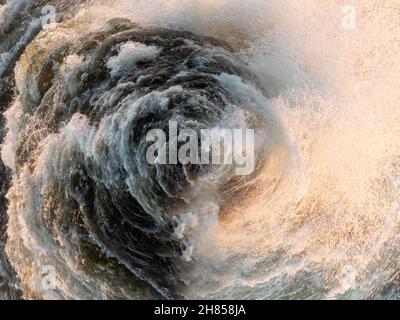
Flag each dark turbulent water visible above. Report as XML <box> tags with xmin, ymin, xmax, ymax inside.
<box><xmin>1</xmin><ymin>0</ymin><xmax>400</xmax><ymax>300</ymax></box>
<box><xmin>0</xmin><ymin>0</ymin><xmax>45</xmax><ymax>300</ymax></box>
<box><xmin>0</xmin><ymin>0</ymin><xmax>269</xmax><ymax>299</ymax></box>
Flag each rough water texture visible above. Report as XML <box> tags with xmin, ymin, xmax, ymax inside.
<box><xmin>0</xmin><ymin>0</ymin><xmax>94</xmax><ymax>300</ymax></box>
<box><xmin>1</xmin><ymin>0</ymin><xmax>400</xmax><ymax>300</ymax></box>
<box><xmin>0</xmin><ymin>0</ymin><xmax>270</xmax><ymax>299</ymax></box>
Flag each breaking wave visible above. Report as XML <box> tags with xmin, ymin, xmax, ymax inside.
<box><xmin>0</xmin><ymin>0</ymin><xmax>400</xmax><ymax>299</ymax></box>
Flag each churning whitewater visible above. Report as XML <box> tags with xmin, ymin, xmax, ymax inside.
<box><xmin>1</xmin><ymin>0</ymin><xmax>400</xmax><ymax>300</ymax></box>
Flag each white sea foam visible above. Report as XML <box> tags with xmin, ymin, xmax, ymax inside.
<box><xmin>106</xmin><ymin>41</ymin><xmax>161</xmax><ymax>77</ymax></box>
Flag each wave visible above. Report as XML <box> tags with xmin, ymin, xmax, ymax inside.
<box><xmin>0</xmin><ymin>0</ymin><xmax>400</xmax><ymax>300</ymax></box>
